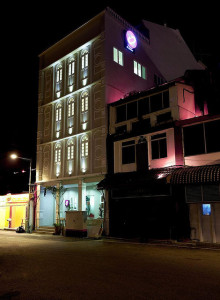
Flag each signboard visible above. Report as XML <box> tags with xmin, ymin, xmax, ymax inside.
<box><xmin>125</xmin><ymin>30</ymin><xmax>137</xmax><ymax>52</ymax></box>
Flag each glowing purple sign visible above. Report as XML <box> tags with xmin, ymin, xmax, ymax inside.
<box><xmin>125</xmin><ymin>30</ymin><xmax>137</xmax><ymax>52</ymax></box>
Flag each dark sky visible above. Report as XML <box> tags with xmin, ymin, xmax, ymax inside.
<box><xmin>1</xmin><ymin>1</ymin><xmax>219</xmax><ymax>194</ymax></box>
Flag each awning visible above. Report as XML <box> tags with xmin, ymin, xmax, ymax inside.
<box><xmin>97</xmin><ymin>168</ymin><xmax>174</xmax><ymax>191</ymax></box>
<box><xmin>170</xmin><ymin>165</ymin><xmax>220</xmax><ymax>184</ymax></box>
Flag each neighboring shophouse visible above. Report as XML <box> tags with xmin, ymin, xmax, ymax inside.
<box><xmin>35</xmin><ymin>7</ymin><xmax>204</xmax><ymax>232</ymax></box>
<box><xmin>0</xmin><ymin>193</ymin><xmax>29</xmax><ymax>230</ymax></box>
<box><xmin>98</xmin><ymin>77</ymin><xmax>220</xmax><ymax>242</ymax></box>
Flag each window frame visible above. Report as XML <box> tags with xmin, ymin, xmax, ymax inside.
<box><xmin>81</xmin><ymin>92</ymin><xmax>89</xmax><ymax>113</ymax></box>
<box><xmin>81</xmin><ymin>135</ymin><xmax>89</xmax><ymax>157</ymax></box>
<box><xmin>67</xmin><ymin>140</ymin><xmax>74</xmax><ymax>161</ymax></box>
<box><xmin>113</xmin><ymin>47</ymin><xmax>123</xmax><ymax>66</ymax></box>
<box><xmin>81</xmin><ymin>50</ymin><xmax>89</xmax><ymax>69</ymax></box>
<box><xmin>56</xmin><ymin>65</ymin><xmax>63</xmax><ymax>83</ymax></box>
<box><xmin>151</xmin><ymin>133</ymin><xmax>167</xmax><ymax>160</ymax></box>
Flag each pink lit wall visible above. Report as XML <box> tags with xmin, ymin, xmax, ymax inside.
<box><xmin>104</xmin><ymin>11</ymin><xmax>165</xmax><ymax>104</ymax></box>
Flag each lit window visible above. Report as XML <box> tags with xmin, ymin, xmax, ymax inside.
<box><xmin>81</xmin><ymin>92</ymin><xmax>89</xmax><ymax>112</ymax></box>
<box><xmin>68</xmin><ymin>98</ymin><xmax>74</xmax><ymax>117</ymax></box>
<box><xmin>56</xmin><ymin>103</ymin><xmax>62</xmax><ymax>121</ymax></box>
<box><xmin>81</xmin><ymin>135</ymin><xmax>88</xmax><ymax>157</ymax></box>
<box><xmin>55</xmin><ymin>104</ymin><xmax>62</xmax><ymax>138</ymax></box>
<box><xmin>81</xmin><ymin>50</ymin><xmax>88</xmax><ymax>69</ymax></box>
<box><xmin>68</xmin><ymin>59</ymin><xmax>75</xmax><ymax>76</ymax></box>
<box><xmin>56</xmin><ymin>65</ymin><xmax>63</xmax><ymax>83</ymax></box>
<box><xmin>134</xmin><ymin>61</ymin><xmax>146</xmax><ymax>79</ymax></box>
<box><xmin>55</xmin><ymin>143</ymin><xmax>61</xmax><ymax>163</ymax></box>
<box><xmin>113</xmin><ymin>47</ymin><xmax>123</xmax><ymax>66</ymax></box>
<box><xmin>67</xmin><ymin>140</ymin><xmax>74</xmax><ymax>160</ymax></box>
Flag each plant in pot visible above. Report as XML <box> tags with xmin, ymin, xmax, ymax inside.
<box><xmin>53</xmin><ymin>223</ymin><xmax>62</xmax><ymax>235</ymax></box>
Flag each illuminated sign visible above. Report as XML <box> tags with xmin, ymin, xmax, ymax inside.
<box><xmin>125</xmin><ymin>30</ymin><xmax>137</xmax><ymax>52</ymax></box>
<box><xmin>202</xmin><ymin>204</ymin><xmax>211</xmax><ymax>215</ymax></box>
<box><xmin>65</xmin><ymin>200</ymin><xmax>70</xmax><ymax>207</ymax></box>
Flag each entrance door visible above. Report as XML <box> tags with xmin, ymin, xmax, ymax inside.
<box><xmin>110</xmin><ymin>197</ymin><xmax>172</xmax><ymax>239</ymax></box>
<box><xmin>39</xmin><ymin>189</ymin><xmax>55</xmax><ymax>226</ymax></box>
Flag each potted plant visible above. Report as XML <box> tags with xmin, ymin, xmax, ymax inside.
<box><xmin>53</xmin><ymin>223</ymin><xmax>62</xmax><ymax>235</ymax></box>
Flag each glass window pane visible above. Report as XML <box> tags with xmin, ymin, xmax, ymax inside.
<box><xmin>113</xmin><ymin>47</ymin><xmax>118</xmax><ymax>62</ymax></box>
<box><xmin>138</xmin><ymin>98</ymin><xmax>150</xmax><ymax>116</ymax></box>
<box><xmin>122</xmin><ymin>145</ymin><xmax>135</xmax><ymax>164</ymax></box>
<box><xmin>205</xmin><ymin>120</ymin><xmax>220</xmax><ymax>153</ymax></box>
<box><xmin>142</xmin><ymin>66</ymin><xmax>146</xmax><ymax>79</ymax></box>
<box><xmin>150</xmin><ymin>93</ymin><xmax>162</xmax><ymax>112</ymax></box>
<box><xmin>116</xmin><ymin>105</ymin><xmax>126</xmax><ymax>123</ymax></box>
<box><xmin>183</xmin><ymin>124</ymin><xmax>205</xmax><ymax>156</ymax></box>
<box><xmin>151</xmin><ymin>140</ymin><xmax>159</xmax><ymax>159</ymax></box>
<box><xmin>163</xmin><ymin>91</ymin><xmax>169</xmax><ymax>108</ymax></box>
<box><xmin>159</xmin><ymin>138</ymin><xmax>167</xmax><ymax>158</ymax></box>
<box><xmin>119</xmin><ymin>51</ymin><xmax>123</xmax><ymax>66</ymax></box>
<box><xmin>127</xmin><ymin>101</ymin><xmax>137</xmax><ymax>119</ymax></box>
<box><xmin>134</xmin><ymin>61</ymin><xmax>137</xmax><ymax>74</ymax></box>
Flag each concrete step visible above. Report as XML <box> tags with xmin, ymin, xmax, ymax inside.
<box><xmin>34</xmin><ymin>226</ymin><xmax>54</xmax><ymax>234</ymax></box>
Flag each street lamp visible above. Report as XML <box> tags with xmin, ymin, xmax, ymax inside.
<box><xmin>10</xmin><ymin>153</ymin><xmax>32</xmax><ymax>232</ymax></box>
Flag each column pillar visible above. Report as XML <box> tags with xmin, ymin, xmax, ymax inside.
<box><xmin>78</xmin><ymin>179</ymin><xmax>86</xmax><ymax>211</ymax></box>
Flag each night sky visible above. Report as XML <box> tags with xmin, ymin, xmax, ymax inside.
<box><xmin>1</xmin><ymin>1</ymin><xmax>219</xmax><ymax>194</ymax></box>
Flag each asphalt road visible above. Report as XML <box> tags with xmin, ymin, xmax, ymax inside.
<box><xmin>0</xmin><ymin>231</ymin><xmax>220</xmax><ymax>300</ymax></box>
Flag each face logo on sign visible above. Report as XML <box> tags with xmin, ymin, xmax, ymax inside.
<box><xmin>125</xmin><ymin>30</ymin><xmax>137</xmax><ymax>52</ymax></box>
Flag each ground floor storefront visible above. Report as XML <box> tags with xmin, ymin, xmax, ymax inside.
<box><xmin>35</xmin><ymin>176</ymin><xmax>105</xmax><ymax>236</ymax></box>
<box><xmin>98</xmin><ymin>165</ymin><xmax>220</xmax><ymax>242</ymax></box>
<box><xmin>0</xmin><ymin>193</ymin><xmax>29</xmax><ymax>230</ymax></box>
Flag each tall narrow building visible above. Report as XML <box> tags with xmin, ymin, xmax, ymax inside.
<box><xmin>35</xmin><ymin>7</ymin><xmax>203</xmax><ymax>232</ymax></box>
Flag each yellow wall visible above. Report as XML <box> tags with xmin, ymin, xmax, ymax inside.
<box><xmin>11</xmin><ymin>206</ymin><xmax>26</xmax><ymax>228</ymax></box>
<box><xmin>0</xmin><ymin>193</ymin><xmax>28</xmax><ymax>229</ymax></box>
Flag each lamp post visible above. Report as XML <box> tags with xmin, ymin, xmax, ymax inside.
<box><xmin>10</xmin><ymin>154</ymin><xmax>32</xmax><ymax>233</ymax></box>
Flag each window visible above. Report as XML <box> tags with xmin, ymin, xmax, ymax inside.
<box><xmin>116</xmin><ymin>105</ymin><xmax>126</xmax><ymax>123</ymax></box>
<box><xmin>113</xmin><ymin>47</ymin><xmax>123</xmax><ymax>66</ymax></box>
<box><xmin>56</xmin><ymin>103</ymin><xmax>62</xmax><ymax>121</ymax></box>
<box><xmin>81</xmin><ymin>50</ymin><xmax>88</xmax><ymax>69</ymax></box>
<box><xmin>55</xmin><ymin>103</ymin><xmax>62</xmax><ymax>138</ymax></box>
<box><xmin>150</xmin><ymin>91</ymin><xmax>169</xmax><ymax>112</ymax></box>
<box><xmin>186</xmin><ymin>184</ymin><xmax>220</xmax><ymax>203</ymax></box>
<box><xmin>68</xmin><ymin>59</ymin><xmax>75</xmax><ymax>76</ymax></box>
<box><xmin>183</xmin><ymin>120</ymin><xmax>220</xmax><ymax>156</ymax></box>
<box><xmin>115</xmin><ymin>125</ymin><xmax>127</xmax><ymax>134</ymax></box>
<box><xmin>81</xmin><ymin>135</ymin><xmax>88</xmax><ymax>157</ymax></box>
<box><xmin>122</xmin><ymin>140</ymin><xmax>135</xmax><ymax>164</ymax></box>
<box><xmin>205</xmin><ymin>120</ymin><xmax>220</xmax><ymax>153</ymax></box>
<box><xmin>56</xmin><ymin>65</ymin><xmax>63</xmax><ymax>83</ymax></box>
<box><xmin>151</xmin><ymin>133</ymin><xmax>167</xmax><ymax>159</ymax></box>
<box><xmin>151</xmin><ymin>93</ymin><xmax>162</xmax><ymax>112</ymax></box>
<box><xmin>55</xmin><ymin>143</ymin><xmax>61</xmax><ymax>163</ymax></box>
<box><xmin>157</xmin><ymin>112</ymin><xmax>172</xmax><ymax>123</ymax></box>
<box><xmin>81</xmin><ymin>92</ymin><xmax>89</xmax><ymax>112</ymax></box>
<box><xmin>154</xmin><ymin>74</ymin><xmax>164</xmax><ymax>86</ymax></box>
<box><xmin>68</xmin><ymin>98</ymin><xmax>74</xmax><ymax>117</ymax></box>
<box><xmin>138</xmin><ymin>97</ymin><xmax>150</xmax><ymax>116</ymax></box>
<box><xmin>134</xmin><ymin>61</ymin><xmax>146</xmax><ymax>79</ymax></box>
<box><xmin>127</xmin><ymin>101</ymin><xmax>137</xmax><ymax>119</ymax></box>
<box><xmin>67</xmin><ymin>98</ymin><xmax>74</xmax><ymax>134</ymax></box>
<box><xmin>67</xmin><ymin>140</ymin><xmax>74</xmax><ymax>160</ymax></box>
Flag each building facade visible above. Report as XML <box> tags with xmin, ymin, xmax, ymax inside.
<box><xmin>35</xmin><ymin>7</ymin><xmax>204</xmax><ymax>233</ymax></box>
<box><xmin>100</xmin><ymin>77</ymin><xmax>220</xmax><ymax>242</ymax></box>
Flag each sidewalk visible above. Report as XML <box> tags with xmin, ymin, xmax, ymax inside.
<box><xmin>103</xmin><ymin>236</ymin><xmax>220</xmax><ymax>250</ymax></box>
<box><xmin>2</xmin><ymin>229</ymin><xmax>220</xmax><ymax>250</ymax></box>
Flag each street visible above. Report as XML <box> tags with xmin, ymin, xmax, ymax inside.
<box><xmin>0</xmin><ymin>231</ymin><xmax>220</xmax><ymax>300</ymax></box>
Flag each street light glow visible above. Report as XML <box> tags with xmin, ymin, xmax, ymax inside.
<box><xmin>10</xmin><ymin>154</ymin><xmax>18</xmax><ymax>159</ymax></box>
